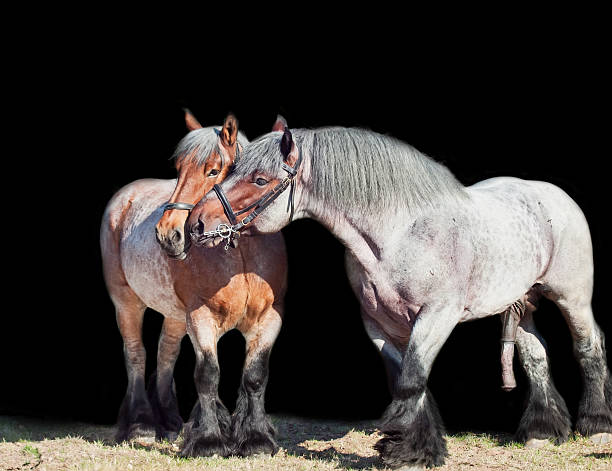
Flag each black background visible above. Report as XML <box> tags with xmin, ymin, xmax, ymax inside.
<box><xmin>2</xmin><ymin>21</ymin><xmax>609</xmax><ymax>437</ymax></box>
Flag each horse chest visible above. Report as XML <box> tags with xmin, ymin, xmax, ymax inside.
<box><xmin>203</xmin><ymin>278</ymin><xmax>251</xmax><ymax>329</ymax></box>
<box><xmin>176</xmin><ymin>246</ymin><xmax>278</xmax><ymax>334</ymax></box>
<box><xmin>345</xmin><ymin>252</ymin><xmax>420</xmax><ymax>338</ymax></box>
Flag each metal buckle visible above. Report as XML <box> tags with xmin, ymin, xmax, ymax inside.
<box><xmin>215</xmin><ymin>223</ymin><xmax>239</xmax><ymax>251</ymax></box>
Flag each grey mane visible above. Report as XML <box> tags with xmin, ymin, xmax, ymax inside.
<box><xmin>173</xmin><ymin>126</ymin><xmax>249</xmax><ymax>166</ymax></box>
<box><xmin>235</xmin><ymin>127</ymin><xmax>467</xmax><ymax>214</ymax></box>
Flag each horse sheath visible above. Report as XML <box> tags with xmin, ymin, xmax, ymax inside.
<box><xmin>500</xmin><ymin>298</ymin><xmax>526</xmax><ymax>391</ymax></box>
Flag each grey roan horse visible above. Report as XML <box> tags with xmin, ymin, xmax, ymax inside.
<box><xmin>187</xmin><ymin>120</ymin><xmax>612</xmax><ymax>469</ymax></box>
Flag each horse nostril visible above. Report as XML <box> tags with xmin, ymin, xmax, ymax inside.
<box><xmin>193</xmin><ymin>219</ymin><xmax>205</xmax><ymax>236</ymax></box>
<box><xmin>170</xmin><ymin>229</ymin><xmax>183</xmax><ymax>244</ymax></box>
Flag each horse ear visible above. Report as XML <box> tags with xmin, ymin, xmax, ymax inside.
<box><xmin>272</xmin><ymin>115</ymin><xmax>287</xmax><ymax>132</ymax></box>
<box><xmin>280</xmin><ymin>128</ymin><xmax>299</xmax><ymax>167</ymax></box>
<box><xmin>183</xmin><ymin>108</ymin><xmax>203</xmax><ymax>131</ymax></box>
<box><xmin>280</xmin><ymin>127</ymin><xmax>292</xmax><ymax>158</ymax></box>
<box><xmin>221</xmin><ymin>113</ymin><xmax>239</xmax><ymax>147</ymax></box>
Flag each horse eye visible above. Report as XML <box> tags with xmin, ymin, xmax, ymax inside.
<box><xmin>208</xmin><ymin>169</ymin><xmax>219</xmax><ymax>177</ymax></box>
<box><xmin>255</xmin><ymin>177</ymin><xmax>269</xmax><ymax>186</ymax></box>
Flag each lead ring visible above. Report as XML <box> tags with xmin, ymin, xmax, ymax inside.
<box><xmin>216</xmin><ymin>223</ymin><xmax>233</xmax><ymax>239</ymax></box>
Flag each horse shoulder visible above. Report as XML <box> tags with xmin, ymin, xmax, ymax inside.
<box><xmin>108</xmin><ymin>179</ymin><xmax>187</xmax><ymax>318</ymax></box>
<box><xmin>101</xmin><ymin>179</ymin><xmax>171</xmax><ymax>289</ymax></box>
<box><xmin>103</xmin><ymin>178</ymin><xmax>176</xmax><ymax>233</ymax></box>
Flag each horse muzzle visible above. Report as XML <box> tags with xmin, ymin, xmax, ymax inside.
<box><xmin>156</xmin><ymin>226</ymin><xmax>191</xmax><ymax>260</ymax></box>
<box><xmin>189</xmin><ymin>219</ymin><xmax>240</xmax><ymax>250</ymax></box>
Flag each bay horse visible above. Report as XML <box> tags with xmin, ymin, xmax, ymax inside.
<box><xmin>100</xmin><ymin>111</ymin><xmax>288</xmax><ymax>457</ymax></box>
<box><xmin>187</xmin><ymin>122</ymin><xmax>612</xmax><ymax>469</ymax></box>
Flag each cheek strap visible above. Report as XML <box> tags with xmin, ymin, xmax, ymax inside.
<box><xmin>213</xmin><ymin>183</ymin><xmax>238</xmax><ymax>225</ymax></box>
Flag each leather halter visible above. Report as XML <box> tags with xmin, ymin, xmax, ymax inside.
<box><xmin>162</xmin><ymin>142</ymin><xmax>240</xmax><ymax>214</ymax></box>
<box><xmin>195</xmin><ymin>146</ymin><xmax>303</xmax><ymax>250</ymax></box>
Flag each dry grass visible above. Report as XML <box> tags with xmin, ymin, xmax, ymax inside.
<box><xmin>0</xmin><ymin>415</ymin><xmax>610</xmax><ymax>470</ymax></box>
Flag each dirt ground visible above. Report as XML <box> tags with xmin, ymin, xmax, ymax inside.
<box><xmin>1</xmin><ymin>414</ymin><xmax>610</xmax><ymax>470</ymax></box>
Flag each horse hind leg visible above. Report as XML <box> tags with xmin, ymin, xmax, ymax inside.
<box><xmin>550</xmin><ymin>295</ymin><xmax>612</xmax><ymax>442</ymax></box>
<box><xmin>147</xmin><ymin>317</ymin><xmax>186</xmax><ymax>441</ymax></box>
<box><xmin>113</xmin><ymin>291</ymin><xmax>156</xmax><ymax>443</ymax></box>
<box><xmin>538</xmin><ymin>200</ymin><xmax>612</xmax><ymax>442</ymax></box>
<box><xmin>513</xmin><ymin>298</ymin><xmax>571</xmax><ymax>446</ymax></box>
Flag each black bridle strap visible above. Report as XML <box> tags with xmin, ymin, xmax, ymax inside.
<box><xmin>213</xmin><ymin>183</ymin><xmax>238</xmax><ymax>225</ymax></box>
<box><xmin>238</xmin><ymin>177</ymin><xmax>293</xmax><ymax>227</ymax></box>
<box><xmin>212</xmin><ymin>176</ymin><xmax>291</xmax><ymax>229</ymax></box>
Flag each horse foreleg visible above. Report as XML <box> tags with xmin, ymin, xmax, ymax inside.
<box><xmin>232</xmin><ymin>303</ymin><xmax>283</xmax><ymax>456</ymax></box>
<box><xmin>514</xmin><ymin>309</ymin><xmax>571</xmax><ymax>446</ymax></box>
<box><xmin>180</xmin><ymin>308</ymin><xmax>230</xmax><ymax>458</ymax></box>
<box><xmin>361</xmin><ymin>312</ymin><xmax>403</xmax><ymax>395</ymax></box>
<box><xmin>375</xmin><ymin>302</ymin><xmax>463</xmax><ymax>470</ymax></box>
<box><xmin>114</xmin><ymin>295</ymin><xmax>156</xmax><ymax>443</ymax></box>
<box><xmin>147</xmin><ymin>317</ymin><xmax>186</xmax><ymax>441</ymax></box>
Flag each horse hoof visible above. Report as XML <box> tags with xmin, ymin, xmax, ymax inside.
<box><xmin>163</xmin><ymin>431</ymin><xmax>180</xmax><ymax>442</ymax></box>
<box><xmin>589</xmin><ymin>432</ymin><xmax>612</xmax><ymax>445</ymax></box>
<box><xmin>131</xmin><ymin>435</ymin><xmax>156</xmax><ymax>446</ymax></box>
<box><xmin>525</xmin><ymin>438</ymin><xmax>549</xmax><ymax>448</ymax></box>
<box><xmin>116</xmin><ymin>423</ymin><xmax>156</xmax><ymax>444</ymax></box>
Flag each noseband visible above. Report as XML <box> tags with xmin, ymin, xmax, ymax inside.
<box><xmin>163</xmin><ymin>201</ymin><xmax>195</xmax><ymax>211</ymax></box>
<box><xmin>194</xmin><ymin>147</ymin><xmax>303</xmax><ymax>250</ymax></box>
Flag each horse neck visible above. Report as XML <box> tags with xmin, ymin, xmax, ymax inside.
<box><xmin>300</xmin><ymin>190</ymin><xmax>407</xmax><ymax>268</ymax></box>
<box><xmin>294</xmin><ymin>130</ymin><xmax>470</xmax><ymax>270</ymax></box>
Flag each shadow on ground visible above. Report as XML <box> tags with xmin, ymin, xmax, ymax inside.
<box><xmin>3</xmin><ymin>415</ymin><xmax>610</xmax><ymax>471</ymax></box>
<box><xmin>1</xmin><ymin>414</ymin><xmax>383</xmax><ymax>469</ymax></box>
<box><xmin>274</xmin><ymin>416</ymin><xmax>383</xmax><ymax>470</ymax></box>
<box><xmin>0</xmin><ymin>415</ymin><xmax>116</xmax><ymax>445</ymax></box>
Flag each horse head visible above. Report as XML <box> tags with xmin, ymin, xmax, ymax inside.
<box><xmin>187</xmin><ymin>116</ymin><xmax>302</xmax><ymax>249</ymax></box>
<box><xmin>155</xmin><ymin>110</ymin><xmax>242</xmax><ymax>259</ymax></box>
